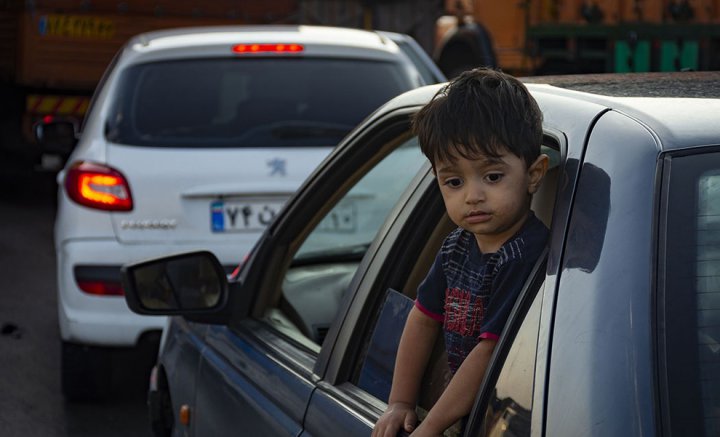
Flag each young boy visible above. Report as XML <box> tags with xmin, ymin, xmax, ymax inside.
<box><xmin>373</xmin><ymin>68</ymin><xmax>549</xmax><ymax>437</ymax></box>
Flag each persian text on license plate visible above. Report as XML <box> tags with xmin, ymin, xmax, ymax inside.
<box><xmin>211</xmin><ymin>199</ymin><xmax>285</xmax><ymax>232</ymax></box>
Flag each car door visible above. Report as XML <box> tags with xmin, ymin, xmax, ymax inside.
<box><xmin>301</xmin><ymin>90</ymin><xmax>609</xmax><ymax>436</ymax></box>
<box><xmin>188</xmin><ymin>110</ymin><xmax>429</xmax><ymax>437</ymax></box>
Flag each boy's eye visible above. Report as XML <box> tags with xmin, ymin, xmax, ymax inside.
<box><xmin>445</xmin><ymin>178</ymin><xmax>463</xmax><ymax>188</ymax></box>
<box><xmin>485</xmin><ymin>173</ymin><xmax>503</xmax><ymax>183</ymax></box>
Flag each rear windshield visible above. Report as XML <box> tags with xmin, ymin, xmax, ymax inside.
<box><xmin>106</xmin><ymin>58</ymin><xmax>417</xmax><ymax>148</ymax></box>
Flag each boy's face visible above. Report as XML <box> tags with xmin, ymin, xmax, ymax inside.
<box><xmin>435</xmin><ymin>148</ymin><xmax>548</xmax><ymax>253</ymax></box>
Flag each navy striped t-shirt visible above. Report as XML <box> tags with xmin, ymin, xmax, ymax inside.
<box><xmin>415</xmin><ymin>212</ymin><xmax>548</xmax><ymax>373</ymax></box>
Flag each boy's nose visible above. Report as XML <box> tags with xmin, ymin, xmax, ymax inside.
<box><xmin>464</xmin><ymin>180</ymin><xmax>485</xmax><ymax>203</ymax></box>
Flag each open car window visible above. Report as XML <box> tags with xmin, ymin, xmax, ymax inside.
<box><xmin>336</xmin><ymin>133</ymin><xmax>562</xmax><ymax>433</ymax></box>
<box><xmin>262</xmin><ymin>134</ymin><xmax>427</xmax><ymax>352</ymax></box>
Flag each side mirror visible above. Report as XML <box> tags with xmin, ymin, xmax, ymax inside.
<box><xmin>122</xmin><ymin>251</ymin><xmax>231</xmax><ymax>323</ymax></box>
<box><xmin>34</xmin><ymin>119</ymin><xmax>79</xmax><ymax>155</ymax></box>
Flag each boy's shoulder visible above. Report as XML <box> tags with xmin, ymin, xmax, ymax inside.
<box><xmin>496</xmin><ymin>214</ymin><xmax>549</xmax><ymax>266</ymax></box>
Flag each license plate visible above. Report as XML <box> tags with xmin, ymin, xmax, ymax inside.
<box><xmin>211</xmin><ymin>199</ymin><xmax>285</xmax><ymax>232</ymax></box>
<box><xmin>317</xmin><ymin>203</ymin><xmax>357</xmax><ymax>232</ymax></box>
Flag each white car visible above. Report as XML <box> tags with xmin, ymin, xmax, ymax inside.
<box><xmin>51</xmin><ymin>25</ymin><xmax>444</xmax><ymax>400</ymax></box>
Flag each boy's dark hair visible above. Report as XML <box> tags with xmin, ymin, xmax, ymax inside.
<box><xmin>412</xmin><ymin>68</ymin><xmax>543</xmax><ymax>169</ymax></box>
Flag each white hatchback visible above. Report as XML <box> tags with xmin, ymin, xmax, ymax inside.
<box><xmin>53</xmin><ymin>25</ymin><xmax>442</xmax><ymax>400</ymax></box>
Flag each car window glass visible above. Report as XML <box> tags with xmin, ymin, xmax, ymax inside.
<box><xmin>106</xmin><ymin>58</ymin><xmax>415</xmax><ymax>148</ymax></box>
<box><xmin>296</xmin><ymin>140</ymin><xmax>424</xmax><ymax>258</ymax></box>
<box><xmin>663</xmin><ymin>151</ymin><xmax>720</xmax><ymax>436</ymax></box>
<box><xmin>356</xmin><ymin>289</ymin><xmax>415</xmax><ymax>401</ymax></box>
<box><xmin>477</xmin><ymin>281</ymin><xmax>543</xmax><ymax>437</ymax></box>
<box><xmin>264</xmin><ymin>135</ymin><xmax>427</xmax><ymax>350</ymax></box>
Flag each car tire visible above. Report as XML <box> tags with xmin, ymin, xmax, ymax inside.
<box><xmin>61</xmin><ymin>341</ymin><xmax>112</xmax><ymax>401</ymax></box>
<box><xmin>148</xmin><ymin>385</ymin><xmax>173</xmax><ymax>437</ymax></box>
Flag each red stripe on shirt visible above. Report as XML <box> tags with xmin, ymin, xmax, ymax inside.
<box><xmin>414</xmin><ymin>299</ymin><xmax>443</xmax><ymax>323</ymax></box>
<box><xmin>479</xmin><ymin>332</ymin><xmax>500</xmax><ymax>341</ymax></box>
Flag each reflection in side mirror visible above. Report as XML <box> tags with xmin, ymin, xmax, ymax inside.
<box><xmin>122</xmin><ymin>251</ymin><xmax>227</xmax><ymax>315</ymax></box>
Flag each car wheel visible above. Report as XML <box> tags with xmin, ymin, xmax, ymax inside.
<box><xmin>148</xmin><ymin>381</ymin><xmax>173</xmax><ymax>437</ymax></box>
<box><xmin>61</xmin><ymin>341</ymin><xmax>112</xmax><ymax>401</ymax></box>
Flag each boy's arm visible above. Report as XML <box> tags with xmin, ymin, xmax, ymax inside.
<box><xmin>411</xmin><ymin>338</ymin><xmax>497</xmax><ymax>437</ymax></box>
<box><xmin>373</xmin><ymin>305</ymin><xmax>441</xmax><ymax>437</ymax></box>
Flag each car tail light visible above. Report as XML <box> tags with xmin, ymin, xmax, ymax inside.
<box><xmin>65</xmin><ymin>161</ymin><xmax>133</xmax><ymax>211</ymax></box>
<box><xmin>231</xmin><ymin>43</ymin><xmax>304</xmax><ymax>54</ymax></box>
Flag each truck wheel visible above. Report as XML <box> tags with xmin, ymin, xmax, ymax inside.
<box><xmin>61</xmin><ymin>341</ymin><xmax>112</xmax><ymax>401</ymax></box>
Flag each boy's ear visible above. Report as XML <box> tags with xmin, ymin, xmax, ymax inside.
<box><xmin>527</xmin><ymin>154</ymin><xmax>549</xmax><ymax>194</ymax></box>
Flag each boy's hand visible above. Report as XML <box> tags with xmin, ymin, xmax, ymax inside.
<box><xmin>408</xmin><ymin>420</ymin><xmax>445</xmax><ymax>437</ymax></box>
<box><xmin>372</xmin><ymin>402</ymin><xmax>417</xmax><ymax>437</ymax></box>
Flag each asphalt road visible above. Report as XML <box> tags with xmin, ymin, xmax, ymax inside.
<box><xmin>0</xmin><ymin>166</ymin><xmax>153</xmax><ymax>437</ymax></box>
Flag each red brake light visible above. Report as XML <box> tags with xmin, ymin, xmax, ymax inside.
<box><xmin>231</xmin><ymin>43</ymin><xmax>304</xmax><ymax>54</ymax></box>
<box><xmin>65</xmin><ymin>161</ymin><xmax>133</xmax><ymax>211</ymax></box>
<box><xmin>77</xmin><ymin>280</ymin><xmax>124</xmax><ymax>296</ymax></box>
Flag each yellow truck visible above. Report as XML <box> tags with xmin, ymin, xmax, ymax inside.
<box><xmin>435</xmin><ymin>0</ymin><xmax>720</xmax><ymax>77</ymax></box>
<box><xmin>0</xmin><ymin>0</ymin><xmax>444</xmax><ymax>171</ymax></box>
<box><xmin>0</xmin><ymin>0</ymin><xmax>298</xmax><ymax>170</ymax></box>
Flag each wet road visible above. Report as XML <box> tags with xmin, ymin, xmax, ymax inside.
<box><xmin>0</xmin><ymin>167</ymin><xmax>152</xmax><ymax>437</ymax></box>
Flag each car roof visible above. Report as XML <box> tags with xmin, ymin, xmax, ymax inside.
<box><xmin>118</xmin><ymin>25</ymin><xmax>409</xmax><ymax>68</ymax></box>
<box><xmin>528</xmin><ymin>72</ymin><xmax>720</xmax><ymax>151</ymax></box>
<box><xmin>128</xmin><ymin>24</ymin><xmax>397</xmax><ymax>54</ymax></box>
<box><xmin>523</xmin><ymin>71</ymin><xmax>720</xmax><ymax>98</ymax></box>
<box><xmin>375</xmin><ymin>72</ymin><xmax>720</xmax><ymax>152</ymax></box>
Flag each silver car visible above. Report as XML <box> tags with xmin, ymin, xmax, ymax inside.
<box><xmin>124</xmin><ymin>72</ymin><xmax>720</xmax><ymax>436</ymax></box>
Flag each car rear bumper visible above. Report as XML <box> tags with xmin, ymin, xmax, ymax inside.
<box><xmin>56</xmin><ymin>238</ymin><xmax>248</xmax><ymax>346</ymax></box>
